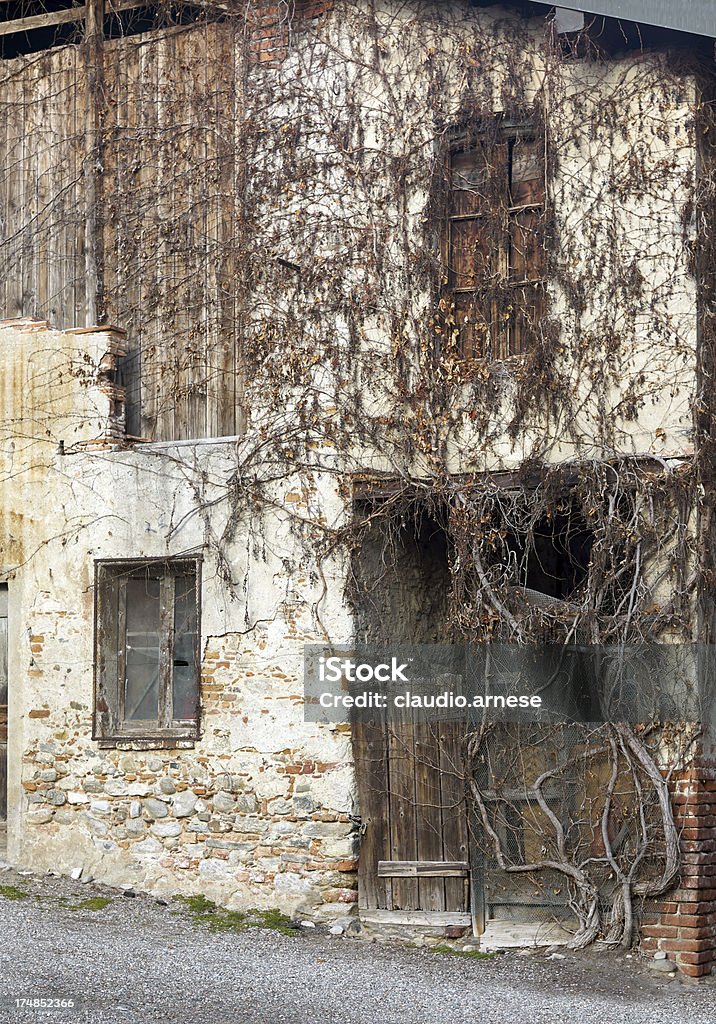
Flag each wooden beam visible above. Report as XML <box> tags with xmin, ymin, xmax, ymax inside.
<box><xmin>377</xmin><ymin>860</ymin><xmax>469</xmax><ymax>878</ymax></box>
<box><xmin>0</xmin><ymin>0</ymin><xmax>152</xmax><ymax>39</ymax></box>
<box><xmin>360</xmin><ymin>910</ymin><xmax>472</xmax><ymax>927</ymax></box>
<box><xmin>0</xmin><ymin>6</ymin><xmax>86</xmax><ymax>38</ymax></box>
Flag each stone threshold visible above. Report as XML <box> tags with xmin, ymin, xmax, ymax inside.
<box><xmin>357</xmin><ymin>910</ymin><xmax>573</xmax><ymax>951</ymax></box>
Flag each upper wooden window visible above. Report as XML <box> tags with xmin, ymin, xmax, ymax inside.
<box><xmin>445</xmin><ymin>124</ymin><xmax>546</xmax><ymax>360</ymax></box>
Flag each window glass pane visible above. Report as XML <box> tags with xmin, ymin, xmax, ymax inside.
<box><xmin>125</xmin><ymin>575</ymin><xmax>161</xmax><ymax>722</ymax></box>
<box><xmin>173</xmin><ymin>574</ymin><xmax>197</xmax><ymax>721</ymax></box>
<box><xmin>509</xmin><ymin>209</ymin><xmax>544</xmax><ymax>282</ymax></box>
<box><xmin>510</xmin><ymin>136</ymin><xmax>544</xmax><ymax>206</ymax></box>
<box><xmin>449</xmin><ymin>218</ymin><xmax>491</xmax><ymax>289</ymax></box>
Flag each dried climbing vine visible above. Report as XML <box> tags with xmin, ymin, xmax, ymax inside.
<box><xmin>2</xmin><ymin>0</ymin><xmax>716</xmax><ymax>947</ymax></box>
<box><xmin>228</xmin><ymin>1</ymin><xmax>716</xmax><ymax>949</ymax></box>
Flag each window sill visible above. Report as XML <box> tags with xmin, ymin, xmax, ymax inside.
<box><xmin>442</xmin><ymin>351</ymin><xmax>527</xmax><ymax>371</ymax></box>
<box><xmin>95</xmin><ymin>736</ymin><xmax>197</xmax><ymax>750</ymax></box>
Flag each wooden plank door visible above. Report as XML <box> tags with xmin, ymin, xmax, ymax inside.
<box><xmin>0</xmin><ymin>584</ymin><xmax>7</xmax><ymax>820</ymax></box>
<box><xmin>480</xmin><ymin>723</ymin><xmax>574</xmax><ymax>924</ymax></box>
<box><xmin>354</xmin><ymin>710</ymin><xmax>472</xmax><ymax>926</ymax></box>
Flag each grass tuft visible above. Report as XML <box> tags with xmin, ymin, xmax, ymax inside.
<box><xmin>174</xmin><ymin>896</ymin><xmax>298</xmax><ymax>937</ymax></box>
<box><xmin>431</xmin><ymin>944</ymin><xmax>496</xmax><ymax>959</ymax></box>
<box><xmin>66</xmin><ymin>897</ymin><xmax>112</xmax><ymax>912</ymax></box>
<box><xmin>175</xmin><ymin>894</ymin><xmax>217</xmax><ymax>916</ymax></box>
<box><xmin>0</xmin><ymin>885</ymin><xmax>29</xmax><ymax>901</ymax></box>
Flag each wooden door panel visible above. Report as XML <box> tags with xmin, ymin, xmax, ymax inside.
<box><xmin>353</xmin><ymin>716</ymin><xmax>390</xmax><ymax>911</ymax></box>
<box><xmin>354</xmin><ymin>710</ymin><xmax>470</xmax><ymax>917</ymax></box>
<box><xmin>439</xmin><ymin>719</ymin><xmax>470</xmax><ymax>911</ymax></box>
<box><xmin>414</xmin><ymin>717</ymin><xmax>448</xmax><ymax>912</ymax></box>
<box><xmin>387</xmin><ymin>711</ymin><xmax>419</xmax><ymax>910</ymax></box>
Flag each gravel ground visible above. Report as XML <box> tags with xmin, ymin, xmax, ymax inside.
<box><xmin>0</xmin><ymin>863</ymin><xmax>714</xmax><ymax>1024</ymax></box>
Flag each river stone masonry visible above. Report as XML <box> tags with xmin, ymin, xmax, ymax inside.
<box><xmin>21</xmin><ymin>739</ymin><xmax>358</xmax><ymax>922</ymax></box>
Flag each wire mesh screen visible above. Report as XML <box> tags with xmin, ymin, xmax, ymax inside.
<box><xmin>470</xmin><ymin>719</ymin><xmax>684</xmax><ymax>935</ymax></box>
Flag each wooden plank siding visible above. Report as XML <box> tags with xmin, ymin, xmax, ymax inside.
<box><xmin>0</xmin><ymin>21</ymin><xmax>242</xmax><ymax>441</ymax></box>
<box><xmin>0</xmin><ymin>46</ymin><xmax>88</xmax><ymax>326</ymax></box>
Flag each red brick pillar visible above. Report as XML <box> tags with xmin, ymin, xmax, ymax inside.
<box><xmin>245</xmin><ymin>1</ymin><xmax>335</xmax><ymax>66</ymax></box>
<box><xmin>641</xmin><ymin>763</ymin><xmax>716</xmax><ymax>977</ymax></box>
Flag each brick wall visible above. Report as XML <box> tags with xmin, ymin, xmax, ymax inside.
<box><xmin>641</xmin><ymin>761</ymin><xmax>716</xmax><ymax>977</ymax></box>
<box><xmin>246</xmin><ymin>0</ymin><xmax>335</xmax><ymax>66</ymax></box>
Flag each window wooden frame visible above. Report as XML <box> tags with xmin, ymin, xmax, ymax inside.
<box><xmin>444</xmin><ymin>120</ymin><xmax>546</xmax><ymax>361</ymax></box>
<box><xmin>93</xmin><ymin>557</ymin><xmax>201</xmax><ymax>748</ymax></box>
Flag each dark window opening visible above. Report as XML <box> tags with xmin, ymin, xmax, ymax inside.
<box><xmin>350</xmin><ymin>492</ymin><xmax>595</xmax><ymax>638</ymax></box>
<box><xmin>503</xmin><ymin>508</ymin><xmax>600</xmax><ymax>720</ymax></box>
<box><xmin>94</xmin><ymin>558</ymin><xmax>201</xmax><ymax>746</ymax></box>
<box><xmin>473</xmin><ymin>503</ymin><xmax>594</xmax><ymax>607</ymax></box>
<box><xmin>0</xmin><ymin>1</ymin><xmax>83</xmax><ymax>59</ymax></box>
<box><xmin>351</xmin><ymin>502</ymin><xmax>452</xmax><ymax>645</ymax></box>
<box><xmin>103</xmin><ymin>2</ymin><xmax>209</xmax><ymax>44</ymax></box>
<box><xmin>515</xmin><ymin>511</ymin><xmax>593</xmax><ymax>601</ymax></box>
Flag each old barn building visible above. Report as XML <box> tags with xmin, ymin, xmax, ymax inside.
<box><xmin>1</xmin><ymin>0</ymin><xmax>715</xmax><ymax>974</ymax></box>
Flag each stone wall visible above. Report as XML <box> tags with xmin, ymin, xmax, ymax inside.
<box><xmin>12</xmin><ymin>516</ymin><xmax>358</xmax><ymax>921</ymax></box>
<box><xmin>0</xmin><ymin>319</ymin><xmax>357</xmax><ymax>920</ymax></box>
<box><xmin>22</xmin><ymin>742</ymin><xmax>357</xmax><ymax>922</ymax></box>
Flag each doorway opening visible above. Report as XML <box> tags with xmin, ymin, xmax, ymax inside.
<box><xmin>350</xmin><ymin>501</ymin><xmax>471</xmax><ymax>931</ymax></box>
<box><xmin>348</xmin><ymin>491</ymin><xmax>591</xmax><ymax>943</ymax></box>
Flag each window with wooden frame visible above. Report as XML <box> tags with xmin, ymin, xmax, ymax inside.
<box><xmin>444</xmin><ymin>122</ymin><xmax>546</xmax><ymax>360</ymax></box>
<box><xmin>93</xmin><ymin>558</ymin><xmax>200</xmax><ymax>747</ymax></box>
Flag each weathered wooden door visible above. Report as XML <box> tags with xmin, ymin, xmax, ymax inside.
<box><xmin>353</xmin><ymin>710</ymin><xmax>472</xmax><ymax>929</ymax></box>
<box><xmin>0</xmin><ymin>584</ymin><xmax>7</xmax><ymax>820</ymax></box>
<box><xmin>478</xmin><ymin>723</ymin><xmax>576</xmax><ymax>927</ymax></box>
